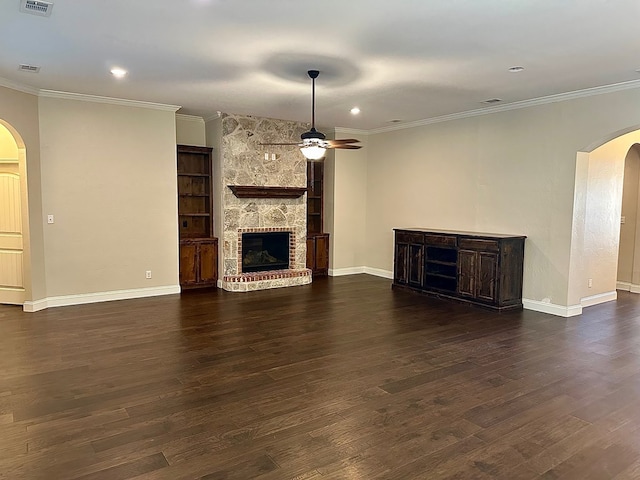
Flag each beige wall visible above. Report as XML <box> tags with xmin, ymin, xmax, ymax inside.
<box><xmin>38</xmin><ymin>96</ymin><xmax>179</xmax><ymax>296</ymax></box>
<box><xmin>0</xmin><ymin>85</ymin><xmax>46</xmax><ymax>301</ymax></box>
<box><xmin>176</xmin><ymin>114</ymin><xmax>206</xmax><ymax>146</ymax></box>
<box><xmin>329</xmin><ymin>133</ymin><xmax>369</xmax><ymax>272</ymax></box>
<box><xmin>362</xmin><ymin>87</ymin><xmax>640</xmax><ymax>310</ymax></box>
<box><xmin>617</xmin><ymin>145</ymin><xmax>640</xmax><ymax>284</ymax></box>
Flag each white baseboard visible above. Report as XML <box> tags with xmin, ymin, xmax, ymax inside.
<box><xmin>617</xmin><ymin>281</ymin><xmax>631</xmax><ymax>291</ymax></box>
<box><xmin>616</xmin><ymin>281</ymin><xmax>640</xmax><ymax>294</ymax></box>
<box><xmin>329</xmin><ymin>266</ymin><xmax>393</xmax><ymax>279</ymax></box>
<box><xmin>522</xmin><ymin>298</ymin><xmax>583</xmax><ymax>317</ymax></box>
<box><xmin>23</xmin><ymin>285</ymin><xmax>181</xmax><ymax>312</ymax></box>
<box><xmin>329</xmin><ymin>266</ymin><xmax>366</xmax><ymax>276</ymax></box>
<box><xmin>523</xmin><ymin>290</ymin><xmax>617</xmax><ymax>317</ymax></box>
<box><xmin>364</xmin><ymin>267</ymin><xmax>394</xmax><ymax>279</ymax></box>
<box><xmin>581</xmin><ymin>290</ymin><xmax>617</xmax><ymax>308</ymax></box>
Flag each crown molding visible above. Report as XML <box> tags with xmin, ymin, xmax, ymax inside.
<box><xmin>335</xmin><ymin>127</ymin><xmax>369</xmax><ymax>136</ymax></box>
<box><xmin>39</xmin><ymin>90</ymin><xmax>181</xmax><ymax>111</ymax></box>
<box><xmin>368</xmin><ymin>78</ymin><xmax>640</xmax><ymax>134</ymax></box>
<box><xmin>5</xmin><ymin>75</ymin><xmax>640</xmax><ymax>132</ymax></box>
<box><xmin>176</xmin><ymin>113</ymin><xmax>205</xmax><ymax>123</ymax></box>
<box><xmin>1</xmin><ymin>77</ymin><xmax>181</xmax><ymax>111</ymax></box>
<box><xmin>0</xmin><ymin>77</ymin><xmax>40</xmax><ymax>95</ymax></box>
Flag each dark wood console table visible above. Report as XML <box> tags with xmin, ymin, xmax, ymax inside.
<box><xmin>393</xmin><ymin>228</ymin><xmax>526</xmax><ymax>311</ymax></box>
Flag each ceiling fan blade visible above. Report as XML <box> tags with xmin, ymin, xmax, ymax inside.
<box><xmin>326</xmin><ymin>139</ymin><xmax>360</xmax><ymax>145</ymax></box>
<box><xmin>258</xmin><ymin>142</ymin><xmax>299</xmax><ymax>146</ymax></box>
<box><xmin>327</xmin><ymin>144</ymin><xmax>362</xmax><ymax>150</ymax></box>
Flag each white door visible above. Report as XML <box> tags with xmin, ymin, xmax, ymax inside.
<box><xmin>0</xmin><ymin>162</ymin><xmax>25</xmax><ymax>304</ymax></box>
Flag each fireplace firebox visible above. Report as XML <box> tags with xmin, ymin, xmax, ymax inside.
<box><xmin>241</xmin><ymin>232</ymin><xmax>290</xmax><ymax>273</ymax></box>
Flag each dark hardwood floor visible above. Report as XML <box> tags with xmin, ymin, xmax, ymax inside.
<box><xmin>2</xmin><ymin>275</ymin><xmax>640</xmax><ymax>479</ymax></box>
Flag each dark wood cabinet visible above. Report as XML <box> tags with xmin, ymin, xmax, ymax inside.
<box><xmin>458</xmin><ymin>249</ymin><xmax>498</xmax><ymax>302</ymax></box>
<box><xmin>395</xmin><ymin>231</ymin><xmax>426</xmax><ymax>288</ymax></box>
<box><xmin>179</xmin><ymin>238</ymin><xmax>218</xmax><ymax>288</ymax></box>
<box><xmin>306</xmin><ymin>160</ymin><xmax>329</xmax><ymax>276</ymax></box>
<box><xmin>307</xmin><ymin>233</ymin><xmax>329</xmax><ymax>276</ymax></box>
<box><xmin>393</xmin><ymin>242</ymin><xmax>409</xmax><ymax>286</ymax></box>
<box><xmin>177</xmin><ymin>145</ymin><xmax>218</xmax><ymax>289</ymax></box>
<box><xmin>307</xmin><ymin>161</ymin><xmax>323</xmax><ymax>235</ymax></box>
<box><xmin>393</xmin><ymin>229</ymin><xmax>525</xmax><ymax>311</ymax></box>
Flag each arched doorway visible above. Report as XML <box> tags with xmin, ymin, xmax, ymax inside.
<box><xmin>616</xmin><ymin>143</ymin><xmax>640</xmax><ymax>292</ymax></box>
<box><xmin>0</xmin><ymin>121</ymin><xmax>30</xmax><ymax>305</ymax></box>
<box><xmin>568</xmin><ymin>129</ymin><xmax>640</xmax><ymax>313</ymax></box>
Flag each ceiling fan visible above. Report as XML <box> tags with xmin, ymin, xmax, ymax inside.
<box><xmin>260</xmin><ymin>70</ymin><xmax>362</xmax><ymax>160</ymax></box>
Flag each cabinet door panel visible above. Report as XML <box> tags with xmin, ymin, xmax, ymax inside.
<box><xmin>199</xmin><ymin>241</ymin><xmax>218</xmax><ymax>284</ymax></box>
<box><xmin>457</xmin><ymin>249</ymin><xmax>476</xmax><ymax>297</ymax></box>
<box><xmin>306</xmin><ymin>238</ymin><xmax>315</xmax><ymax>270</ymax></box>
<box><xmin>394</xmin><ymin>243</ymin><xmax>409</xmax><ymax>285</ymax></box>
<box><xmin>315</xmin><ymin>235</ymin><xmax>329</xmax><ymax>273</ymax></box>
<box><xmin>477</xmin><ymin>252</ymin><xmax>498</xmax><ymax>302</ymax></box>
<box><xmin>408</xmin><ymin>243</ymin><xmax>424</xmax><ymax>287</ymax></box>
<box><xmin>179</xmin><ymin>243</ymin><xmax>198</xmax><ymax>285</ymax></box>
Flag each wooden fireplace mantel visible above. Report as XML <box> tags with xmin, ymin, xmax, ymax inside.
<box><xmin>228</xmin><ymin>185</ymin><xmax>307</xmax><ymax>199</ymax></box>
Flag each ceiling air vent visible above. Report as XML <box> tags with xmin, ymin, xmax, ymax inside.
<box><xmin>19</xmin><ymin>64</ymin><xmax>40</xmax><ymax>73</ymax></box>
<box><xmin>482</xmin><ymin>98</ymin><xmax>502</xmax><ymax>105</ymax></box>
<box><xmin>20</xmin><ymin>0</ymin><xmax>54</xmax><ymax>17</ymax></box>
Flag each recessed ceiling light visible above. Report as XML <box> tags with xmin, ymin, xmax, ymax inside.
<box><xmin>508</xmin><ymin>66</ymin><xmax>525</xmax><ymax>73</ymax></box>
<box><xmin>110</xmin><ymin>68</ymin><xmax>127</xmax><ymax>78</ymax></box>
<box><xmin>350</xmin><ymin>107</ymin><xmax>360</xmax><ymax>115</ymax></box>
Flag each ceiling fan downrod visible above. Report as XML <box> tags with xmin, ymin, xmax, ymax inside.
<box><xmin>308</xmin><ymin>69</ymin><xmax>319</xmax><ymax>131</ymax></box>
<box><xmin>302</xmin><ymin>70</ymin><xmax>325</xmax><ymax>141</ymax></box>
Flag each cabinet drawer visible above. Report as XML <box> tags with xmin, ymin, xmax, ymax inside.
<box><xmin>459</xmin><ymin>238</ymin><xmax>499</xmax><ymax>252</ymax></box>
<box><xmin>424</xmin><ymin>234</ymin><xmax>457</xmax><ymax>247</ymax></box>
<box><xmin>396</xmin><ymin>231</ymin><xmax>424</xmax><ymax>244</ymax></box>
<box><xmin>396</xmin><ymin>231</ymin><xmax>409</xmax><ymax>243</ymax></box>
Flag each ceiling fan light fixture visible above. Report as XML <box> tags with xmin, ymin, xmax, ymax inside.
<box><xmin>300</xmin><ymin>139</ymin><xmax>326</xmax><ymax>160</ymax></box>
<box><xmin>300</xmin><ymin>145</ymin><xmax>326</xmax><ymax>160</ymax></box>
<box><xmin>258</xmin><ymin>70</ymin><xmax>360</xmax><ymax>155</ymax></box>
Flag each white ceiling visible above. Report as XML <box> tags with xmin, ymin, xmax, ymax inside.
<box><xmin>1</xmin><ymin>0</ymin><xmax>639</xmax><ymax>131</ymax></box>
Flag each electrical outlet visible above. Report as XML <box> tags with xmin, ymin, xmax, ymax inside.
<box><xmin>145</xmin><ymin>270</ymin><xmax>152</xmax><ymax>279</ymax></box>
<box><xmin>588</xmin><ymin>278</ymin><xmax>593</xmax><ymax>288</ymax></box>
<box><xmin>621</xmin><ymin>216</ymin><xmax>626</xmax><ymax>224</ymax></box>
<box><xmin>47</xmin><ymin>214</ymin><xmax>54</xmax><ymax>224</ymax></box>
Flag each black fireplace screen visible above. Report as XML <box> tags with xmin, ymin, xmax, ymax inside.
<box><xmin>241</xmin><ymin>232</ymin><xmax>290</xmax><ymax>273</ymax></box>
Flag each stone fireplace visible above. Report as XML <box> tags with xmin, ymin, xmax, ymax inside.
<box><xmin>218</xmin><ymin>113</ymin><xmax>312</xmax><ymax>292</ymax></box>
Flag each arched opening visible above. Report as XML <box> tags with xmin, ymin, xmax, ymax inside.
<box><xmin>616</xmin><ymin>143</ymin><xmax>640</xmax><ymax>292</ymax></box>
<box><xmin>0</xmin><ymin>120</ymin><xmax>31</xmax><ymax>305</ymax></box>
<box><xmin>568</xmin><ymin>129</ymin><xmax>640</xmax><ymax>313</ymax></box>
